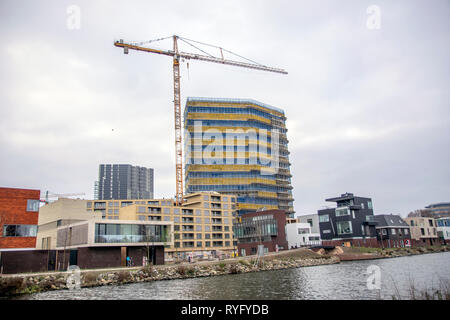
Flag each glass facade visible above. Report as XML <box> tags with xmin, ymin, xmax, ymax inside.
<box><xmin>94</xmin><ymin>223</ymin><xmax>170</xmax><ymax>244</ymax></box>
<box><xmin>184</xmin><ymin>98</ymin><xmax>294</xmax><ymax>216</ymax></box>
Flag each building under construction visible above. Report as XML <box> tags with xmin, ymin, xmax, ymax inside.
<box><xmin>184</xmin><ymin>97</ymin><xmax>294</xmax><ymax>217</ymax></box>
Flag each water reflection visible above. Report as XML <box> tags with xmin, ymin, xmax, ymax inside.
<box><xmin>12</xmin><ymin>251</ymin><xmax>450</xmax><ymax>300</ymax></box>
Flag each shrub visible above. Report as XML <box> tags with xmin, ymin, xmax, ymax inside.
<box><xmin>238</xmin><ymin>259</ymin><xmax>249</xmax><ymax>266</ymax></box>
<box><xmin>218</xmin><ymin>262</ymin><xmax>226</xmax><ymax>269</ymax></box>
<box><xmin>82</xmin><ymin>272</ymin><xmax>98</xmax><ymax>285</ymax></box>
<box><xmin>141</xmin><ymin>265</ymin><xmax>153</xmax><ymax>277</ymax></box>
<box><xmin>176</xmin><ymin>265</ymin><xmax>186</xmax><ymax>276</ymax></box>
<box><xmin>0</xmin><ymin>277</ymin><xmax>24</xmax><ymax>296</ymax></box>
<box><xmin>186</xmin><ymin>268</ymin><xmax>196</xmax><ymax>276</ymax></box>
<box><xmin>117</xmin><ymin>271</ymin><xmax>132</xmax><ymax>283</ymax></box>
<box><xmin>228</xmin><ymin>264</ymin><xmax>239</xmax><ymax>274</ymax></box>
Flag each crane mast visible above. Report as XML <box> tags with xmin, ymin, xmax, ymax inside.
<box><xmin>114</xmin><ymin>35</ymin><xmax>287</xmax><ymax>205</ymax></box>
<box><xmin>172</xmin><ymin>36</ymin><xmax>183</xmax><ymax>205</ymax></box>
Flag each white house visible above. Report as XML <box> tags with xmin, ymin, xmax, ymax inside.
<box><xmin>285</xmin><ymin>222</ymin><xmax>321</xmax><ymax>248</ymax></box>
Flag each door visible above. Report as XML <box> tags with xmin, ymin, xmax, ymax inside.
<box><xmin>69</xmin><ymin>249</ymin><xmax>78</xmax><ymax>266</ymax></box>
<box><xmin>48</xmin><ymin>250</ymin><xmax>56</xmax><ymax>271</ymax></box>
<box><xmin>121</xmin><ymin>247</ymin><xmax>127</xmax><ymax>266</ymax></box>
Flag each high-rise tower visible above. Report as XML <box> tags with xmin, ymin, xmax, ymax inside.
<box><xmin>184</xmin><ymin>97</ymin><xmax>294</xmax><ymax>217</ymax></box>
<box><xmin>97</xmin><ymin>164</ymin><xmax>154</xmax><ymax>200</ymax></box>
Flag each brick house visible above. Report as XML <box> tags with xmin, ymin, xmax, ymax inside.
<box><xmin>0</xmin><ymin>187</ymin><xmax>41</xmax><ymax>249</ymax></box>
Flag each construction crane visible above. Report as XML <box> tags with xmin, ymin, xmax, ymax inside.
<box><xmin>41</xmin><ymin>191</ymin><xmax>86</xmax><ymax>204</ymax></box>
<box><xmin>114</xmin><ymin>35</ymin><xmax>288</xmax><ymax>205</ymax></box>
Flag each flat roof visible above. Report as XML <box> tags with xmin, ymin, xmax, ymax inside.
<box><xmin>186</xmin><ymin>97</ymin><xmax>285</xmax><ymax>115</ymax></box>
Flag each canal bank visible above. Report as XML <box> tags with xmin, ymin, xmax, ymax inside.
<box><xmin>0</xmin><ymin>248</ymin><xmax>338</xmax><ymax>297</ymax></box>
<box><xmin>1</xmin><ymin>246</ymin><xmax>448</xmax><ymax>298</ymax></box>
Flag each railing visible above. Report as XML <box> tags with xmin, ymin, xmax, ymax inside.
<box><xmin>95</xmin><ymin>234</ymin><xmax>170</xmax><ymax>243</ymax></box>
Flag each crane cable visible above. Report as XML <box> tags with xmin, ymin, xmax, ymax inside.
<box><xmin>177</xmin><ymin>36</ymin><xmax>265</xmax><ymax>67</ymax></box>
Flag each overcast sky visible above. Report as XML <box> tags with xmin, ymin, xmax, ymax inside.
<box><xmin>1</xmin><ymin>0</ymin><xmax>449</xmax><ymax>217</ymax></box>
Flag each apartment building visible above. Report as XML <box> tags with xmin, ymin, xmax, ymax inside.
<box><xmin>86</xmin><ymin>192</ymin><xmax>238</xmax><ymax>260</ymax></box>
<box><xmin>233</xmin><ymin>209</ymin><xmax>288</xmax><ymax>256</ymax></box>
<box><xmin>96</xmin><ymin>164</ymin><xmax>154</xmax><ymax>200</ymax></box>
<box><xmin>404</xmin><ymin>216</ymin><xmax>439</xmax><ymax>246</ymax></box>
<box><xmin>183</xmin><ymin>97</ymin><xmax>294</xmax><ymax>217</ymax></box>
<box><xmin>36</xmin><ymin>198</ymin><xmax>102</xmax><ymax>250</ymax></box>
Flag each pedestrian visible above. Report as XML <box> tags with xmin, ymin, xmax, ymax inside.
<box><xmin>126</xmin><ymin>256</ymin><xmax>130</xmax><ymax>267</ymax></box>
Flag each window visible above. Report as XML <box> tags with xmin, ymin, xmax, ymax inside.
<box><xmin>336</xmin><ymin>221</ymin><xmax>352</xmax><ymax>235</ymax></box>
<box><xmin>361</xmin><ymin>203</ymin><xmax>365</xmax><ymax>209</ymax></box>
<box><xmin>138</xmin><ymin>206</ymin><xmax>146</xmax><ymax>213</ymax></box>
<box><xmin>319</xmin><ymin>214</ymin><xmax>329</xmax><ymax>223</ymax></box>
<box><xmin>3</xmin><ymin>224</ymin><xmax>37</xmax><ymax>237</ymax></box>
<box><xmin>404</xmin><ymin>229</ymin><xmax>409</xmax><ymax>235</ymax></box>
<box><xmin>410</xmin><ymin>220</ymin><xmax>414</xmax><ymax>226</ymax></box>
<box><xmin>26</xmin><ymin>200</ymin><xmax>40</xmax><ymax>212</ymax></box>
<box><xmin>164</xmin><ymin>207</ymin><xmax>171</xmax><ymax>214</ymax></box>
<box><xmin>368</xmin><ymin>201</ymin><xmax>373</xmax><ymax>210</ymax></box>
<box><xmin>391</xmin><ymin>228</ymin><xmax>396</xmax><ymax>235</ymax></box>
<box><xmin>429</xmin><ymin>220</ymin><xmax>433</xmax><ymax>227</ymax></box>
<box><xmin>298</xmin><ymin>228</ymin><xmax>309</xmax><ymax>234</ymax></box>
<box><xmin>307</xmin><ymin>219</ymin><xmax>313</xmax><ymax>227</ymax></box>
<box><xmin>382</xmin><ymin>229</ymin><xmax>387</xmax><ymax>235</ymax></box>
<box><xmin>335</xmin><ymin>207</ymin><xmax>350</xmax><ymax>217</ymax></box>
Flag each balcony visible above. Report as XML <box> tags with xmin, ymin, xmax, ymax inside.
<box><xmin>363</xmin><ymin>215</ymin><xmax>377</xmax><ymax>225</ymax></box>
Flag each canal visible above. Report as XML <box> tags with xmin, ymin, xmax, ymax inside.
<box><xmin>13</xmin><ymin>251</ymin><xmax>450</xmax><ymax>300</ymax></box>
